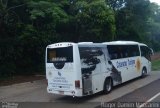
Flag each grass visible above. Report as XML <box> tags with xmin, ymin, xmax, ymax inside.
<box><xmin>152</xmin><ymin>59</ymin><xmax>160</xmax><ymax>71</ymax></box>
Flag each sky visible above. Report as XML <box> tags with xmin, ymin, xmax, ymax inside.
<box><xmin>150</xmin><ymin>0</ymin><xmax>160</xmax><ymax>5</ymax></box>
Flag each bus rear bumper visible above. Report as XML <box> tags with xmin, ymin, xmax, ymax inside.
<box><xmin>47</xmin><ymin>87</ymin><xmax>83</xmax><ymax>97</ymax></box>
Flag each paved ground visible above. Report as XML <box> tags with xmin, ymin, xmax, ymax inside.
<box><xmin>151</xmin><ymin>52</ymin><xmax>160</xmax><ymax>61</ymax></box>
<box><xmin>112</xmin><ymin>79</ymin><xmax>160</xmax><ymax>102</ymax></box>
<box><xmin>151</xmin><ymin>95</ymin><xmax>160</xmax><ymax>102</ymax></box>
<box><xmin>95</xmin><ymin>79</ymin><xmax>160</xmax><ymax>108</ymax></box>
<box><xmin>0</xmin><ymin>71</ymin><xmax>160</xmax><ymax>108</ymax></box>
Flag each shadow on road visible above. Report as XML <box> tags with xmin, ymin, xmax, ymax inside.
<box><xmin>49</xmin><ymin>92</ymin><xmax>104</xmax><ymax>103</ymax></box>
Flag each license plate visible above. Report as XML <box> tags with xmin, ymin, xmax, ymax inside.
<box><xmin>59</xmin><ymin>91</ymin><xmax>64</xmax><ymax>95</ymax></box>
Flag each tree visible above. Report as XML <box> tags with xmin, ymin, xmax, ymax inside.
<box><xmin>147</xmin><ymin>3</ymin><xmax>160</xmax><ymax>51</ymax></box>
<box><xmin>0</xmin><ymin>0</ymin><xmax>27</xmax><ymax>76</ymax></box>
<box><xmin>66</xmin><ymin>0</ymin><xmax>116</xmax><ymax>42</ymax></box>
<box><xmin>1</xmin><ymin>0</ymin><xmax>160</xmax><ymax>77</ymax></box>
<box><xmin>105</xmin><ymin>0</ymin><xmax>125</xmax><ymax>11</ymax></box>
<box><xmin>115</xmin><ymin>0</ymin><xmax>151</xmax><ymax>41</ymax></box>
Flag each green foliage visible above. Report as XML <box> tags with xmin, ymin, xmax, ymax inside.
<box><xmin>116</xmin><ymin>0</ymin><xmax>151</xmax><ymax>41</ymax></box>
<box><xmin>68</xmin><ymin>0</ymin><xmax>116</xmax><ymax>42</ymax></box>
<box><xmin>106</xmin><ymin>0</ymin><xmax>125</xmax><ymax>11</ymax></box>
<box><xmin>152</xmin><ymin>59</ymin><xmax>160</xmax><ymax>71</ymax></box>
<box><xmin>0</xmin><ymin>0</ymin><xmax>160</xmax><ymax>77</ymax></box>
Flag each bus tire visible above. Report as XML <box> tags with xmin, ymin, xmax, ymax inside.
<box><xmin>103</xmin><ymin>77</ymin><xmax>113</xmax><ymax>94</ymax></box>
<box><xmin>141</xmin><ymin>67</ymin><xmax>147</xmax><ymax>78</ymax></box>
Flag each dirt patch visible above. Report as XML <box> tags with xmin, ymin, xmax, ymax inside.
<box><xmin>0</xmin><ymin>75</ymin><xmax>45</xmax><ymax>86</ymax></box>
<box><xmin>151</xmin><ymin>52</ymin><xmax>160</xmax><ymax>61</ymax></box>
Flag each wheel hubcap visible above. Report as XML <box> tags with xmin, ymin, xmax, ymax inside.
<box><xmin>106</xmin><ymin>79</ymin><xmax>111</xmax><ymax>91</ymax></box>
<box><xmin>143</xmin><ymin>69</ymin><xmax>146</xmax><ymax>75</ymax></box>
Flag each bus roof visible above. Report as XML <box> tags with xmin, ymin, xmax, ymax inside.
<box><xmin>47</xmin><ymin>41</ymin><xmax>148</xmax><ymax>48</ymax></box>
<box><xmin>139</xmin><ymin>43</ymin><xmax>148</xmax><ymax>46</ymax></box>
<box><xmin>102</xmin><ymin>41</ymin><xmax>140</xmax><ymax>45</ymax></box>
<box><xmin>47</xmin><ymin>42</ymin><xmax>75</xmax><ymax>48</ymax></box>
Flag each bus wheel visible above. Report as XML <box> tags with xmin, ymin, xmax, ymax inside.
<box><xmin>141</xmin><ymin>68</ymin><xmax>147</xmax><ymax>78</ymax></box>
<box><xmin>104</xmin><ymin>78</ymin><xmax>112</xmax><ymax>94</ymax></box>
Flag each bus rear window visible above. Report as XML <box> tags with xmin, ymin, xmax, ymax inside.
<box><xmin>47</xmin><ymin>46</ymin><xmax>73</xmax><ymax>63</ymax></box>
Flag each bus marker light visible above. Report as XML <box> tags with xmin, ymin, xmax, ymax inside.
<box><xmin>75</xmin><ymin>80</ymin><xmax>80</xmax><ymax>88</ymax></box>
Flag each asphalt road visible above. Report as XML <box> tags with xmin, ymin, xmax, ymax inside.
<box><xmin>151</xmin><ymin>94</ymin><xmax>160</xmax><ymax>102</ymax></box>
<box><xmin>95</xmin><ymin>78</ymin><xmax>160</xmax><ymax>108</ymax></box>
<box><xmin>111</xmin><ymin>78</ymin><xmax>160</xmax><ymax>102</ymax></box>
<box><xmin>0</xmin><ymin>71</ymin><xmax>160</xmax><ymax>108</ymax></box>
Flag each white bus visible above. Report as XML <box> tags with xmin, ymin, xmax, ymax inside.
<box><xmin>45</xmin><ymin>41</ymin><xmax>152</xmax><ymax>97</ymax></box>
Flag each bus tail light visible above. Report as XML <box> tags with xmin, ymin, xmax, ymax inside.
<box><xmin>75</xmin><ymin>80</ymin><xmax>80</xmax><ymax>88</ymax></box>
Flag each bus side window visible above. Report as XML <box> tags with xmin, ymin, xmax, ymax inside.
<box><xmin>113</xmin><ymin>53</ymin><xmax>118</xmax><ymax>59</ymax></box>
<box><xmin>124</xmin><ymin>52</ymin><xmax>128</xmax><ymax>58</ymax></box>
<box><xmin>107</xmin><ymin>45</ymin><xmax>142</xmax><ymax>59</ymax></box>
<box><xmin>121</xmin><ymin>45</ymin><xmax>128</xmax><ymax>58</ymax></box>
<box><xmin>109</xmin><ymin>54</ymin><xmax>113</xmax><ymax>60</ymax></box>
<box><xmin>128</xmin><ymin>45</ymin><xmax>139</xmax><ymax>57</ymax></box>
<box><xmin>110</xmin><ymin>53</ymin><xmax>116</xmax><ymax>60</ymax></box>
<box><xmin>108</xmin><ymin>45</ymin><xmax>115</xmax><ymax>60</ymax></box>
<box><xmin>146</xmin><ymin>47</ymin><xmax>151</xmax><ymax>61</ymax></box>
<box><xmin>108</xmin><ymin>45</ymin><xmax>129</xmax><ymax>59</ymax></box>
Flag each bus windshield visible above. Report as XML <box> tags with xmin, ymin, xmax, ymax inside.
<box><xmin>47</xmin><ymin>46</ymin><xmax>73</xmax><ymax>63</ymax></box>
